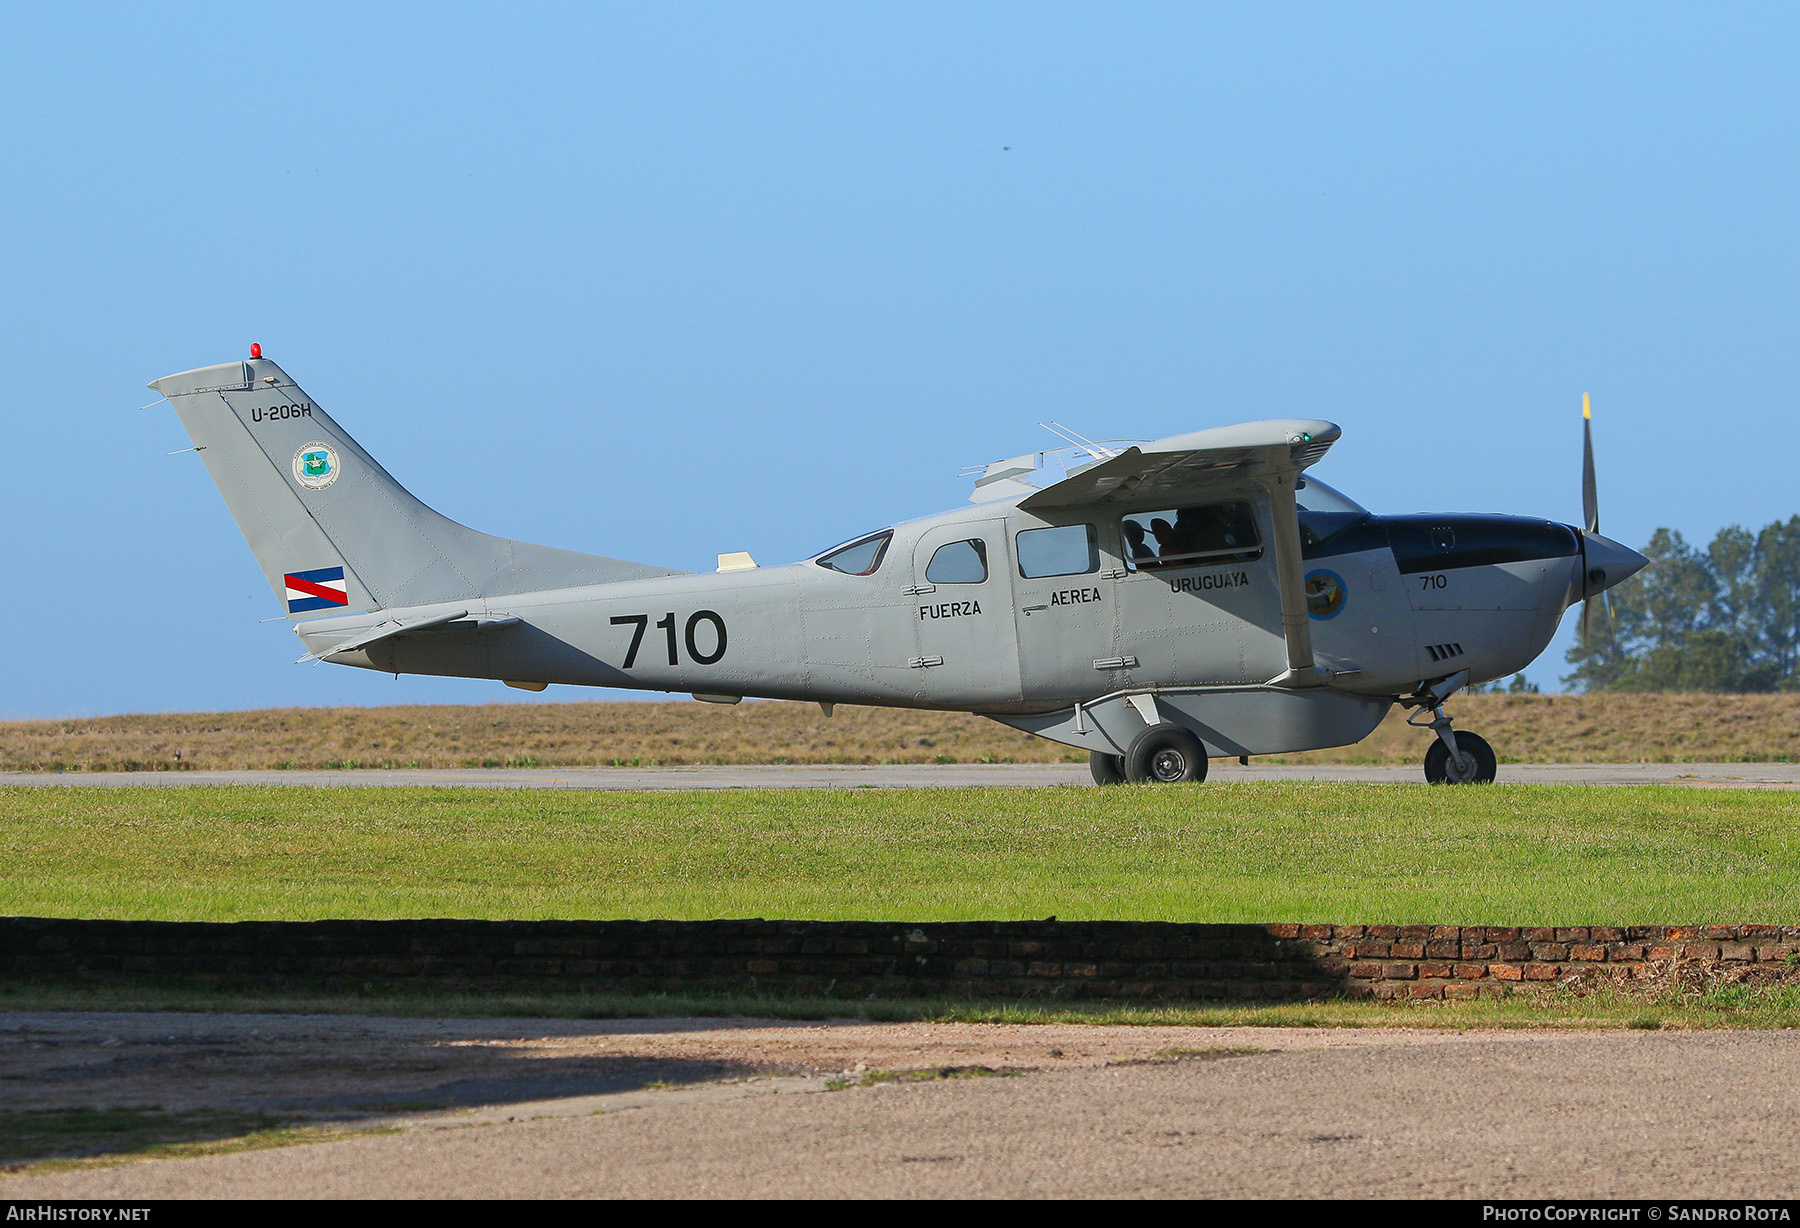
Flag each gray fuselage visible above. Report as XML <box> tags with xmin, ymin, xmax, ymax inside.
<box><xmin>305</xmin><ymin>495</ymin><xmax>1592</xmax><ymax>718</ymax></box>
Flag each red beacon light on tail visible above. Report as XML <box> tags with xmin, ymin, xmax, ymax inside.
<box><xmin>250</xmin><ymin>343</ymin><xmax>262</xmax><ymax>359</ymax></box>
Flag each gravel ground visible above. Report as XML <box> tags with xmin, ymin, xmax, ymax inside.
<box><xmin>7</xmin><ymin>1014</ymin><xmax>1800</xmax><ymax>1198</ymax></box>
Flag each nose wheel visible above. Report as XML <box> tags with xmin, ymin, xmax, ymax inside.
<box><xmin>1423</xmin><ymin>730</ymin><xmax>1496</xmax><ymax>784</ymax></box>
<box><xmin>1410</xmin><ymin>703</ymin><xmax>1497</xmax><ymax>784</ymax></box>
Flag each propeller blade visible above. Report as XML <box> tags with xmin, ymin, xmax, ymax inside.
<box><xmin>1581</xmin><ymin>392</ymin><xmax>1599</xmax><ymax>534</ymax></box>
<box><xmin>1580</xmin><ymin>593</ymin><xmax>1607</xmax><ymax>650</ymax></box>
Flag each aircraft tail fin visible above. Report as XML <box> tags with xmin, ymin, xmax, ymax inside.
<box><xmin>150</xmin><ymin>356</ymin><xmax>678</xmax><ymax>617</ymax></box>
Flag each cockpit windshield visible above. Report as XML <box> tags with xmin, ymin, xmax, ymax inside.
<box><xmin>1295</xmin><ymin>476</ymin><xmax>1367</xmax><ymax>516</ymax></box>
<box><xmin>814</xmin><ymin>530</ymin><xmax>893</xmax><ymax>576</ymax></box>
<box><xmin>1295</xmin><ymin>476</ymin><xmax>1370</xmax><ymax>549</ymax></box>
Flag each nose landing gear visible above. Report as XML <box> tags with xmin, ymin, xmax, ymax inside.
<box><xmin>1422</xmin><ymin>726</ymin><xmax>1496</xmax><ymax>783</ymax></box>
<box><xmin>1404</xmin><ymin>671</ymin><xmax>1497</xmax><ymax>784</ymax></box>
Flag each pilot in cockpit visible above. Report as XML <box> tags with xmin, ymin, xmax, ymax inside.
<box><xmin>1149</xmin><ymin>518</ymin><xmax>1174</xmax><ymax>558</ymax></box>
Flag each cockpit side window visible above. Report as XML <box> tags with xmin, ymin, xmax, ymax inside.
<box><xmin>1121</xmin><ymin>501</ymin><xmax>1262</xmax><ymax>570</ymax></box>
<box><xmin>816</xmin><ymin>530</ymin><xmax>893</xmax><ymax>576</ymax></box>
<box><xmin>926</xmin><ymin>539</ymin><xmax>988</xmax><ymax>584</ymax></box>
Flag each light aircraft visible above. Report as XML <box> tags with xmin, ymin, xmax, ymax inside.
<box><xmin>151</xmin><ymin>350</ymin><xmax>1646</xmax><ymax>784</ymax></box>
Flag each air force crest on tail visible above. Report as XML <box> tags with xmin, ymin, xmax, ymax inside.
<box><xmin>292</xmin><ymin>442</ymin><xmax>339</xmax><ymax>490</ymax></box>
<box><xmin>285</xmin><ymin>566</ymin><xmax>349</xmax><ymax>613</ymax></box>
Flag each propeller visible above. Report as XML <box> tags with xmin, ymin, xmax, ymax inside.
<box><xmin>1581</xmin><ymin>392</ymin><xmax>1598</xmax><ymax>536</ymax></box>
<box><xmin>1578</xmin><ymin>392</ymin><xmax>1612</xmax><ymax>649</ymax></box>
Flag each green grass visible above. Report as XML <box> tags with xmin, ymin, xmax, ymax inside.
<box><xmin>7</xmin><ymin>977</ymin><xmax>1800</xmax><ymax>1030</ymax></box>
<box><xmin>826</xmin><ymin>1065</ymin><xmax>1014</xmax><ymax>1089</ymax></box>
<box><xmin>4</xmin><ymin>782</ymin><xmax>1799</xmax><ymax>923</ymax></box>
<box><xmin>0</xmin><ymin>1105</ymin><xmax>395</xmax><ymax>1173</ymax></box>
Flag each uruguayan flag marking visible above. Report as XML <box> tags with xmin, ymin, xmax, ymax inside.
<box><xmin>285</xmin><ymin>566</ymin><xmax>349</xmax><ymax>613</ymax></box>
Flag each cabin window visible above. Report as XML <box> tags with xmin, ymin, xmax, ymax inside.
<box><xmin>1017</xmin><ymin>524</ymin><xmax>1099</xmax><ymax>578</ymax></box>
<box><xmin>816</xmin><ymin>530</ymin><xmax>893</xmax><ymax>576</ymax></box>
<box><xmin>926</xmin><ymin>539</ymin><xmax>988</xmax><ymax>584</ymax></box>
<box><xmin>1121</xmin><ymin>501</ymin><xmax>1262</xmax><ymax>570</ymax></box>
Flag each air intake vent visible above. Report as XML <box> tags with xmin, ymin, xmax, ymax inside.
<box><xmin>1425</xmin><ymin>642</ymin><xmax>1465</xmax><ymax>663</ymax></box>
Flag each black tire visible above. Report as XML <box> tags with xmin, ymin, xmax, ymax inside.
<box><xmin>1424</xmin><ymin>731</ymin><xmax>1497</xmax><ymax>784</ymax></box>
<box><xmin>1089</xmin><ymin>752</ymin><xmax>1127</xmax><ymax>786</ymax></box>
<box><xmin>1124</xmin><ymin>724</ymin><xmax>1210</xmax><ymax>784</ymax></box>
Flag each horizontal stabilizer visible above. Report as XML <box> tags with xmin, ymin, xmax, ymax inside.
<box><xmin>296</xmin><ymin>608</ymin><xmax>469</xmax><ymax>663</ymax></box>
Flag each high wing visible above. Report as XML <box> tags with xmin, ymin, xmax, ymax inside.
<box><xmin>1021</xmin><ymin>418</ymin><xmax>1343</xmax><ymax>690</ymax></box>
<box><xmin>1017</xmin><ymin>419</ymin><xmax>1339</xmax><ymax>510</ymax></box>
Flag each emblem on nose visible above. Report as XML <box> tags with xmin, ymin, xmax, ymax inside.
<box><xmin>1305</xmin><ymin>568</ymin><xmax>1346</xmax><ymax>620</ymax></box>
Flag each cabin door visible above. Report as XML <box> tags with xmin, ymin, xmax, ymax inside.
<box><xmin>908</xmin><ymin>520</ymin><xmax>1022</xmax><ymax>707</ymax></box>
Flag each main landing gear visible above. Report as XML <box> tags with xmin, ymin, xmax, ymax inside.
<box><xmin>1404</xmin><ymin>681</ymin><xmax>1497</xmax><ymax>784</ymax></box>
<box><xmin>1090</xmin><ymin>723</ymin><xmax>1210</xmax><ymax>785</ymax></box>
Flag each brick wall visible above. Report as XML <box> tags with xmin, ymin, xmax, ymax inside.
<box><xmin>2</xmin><ymin>918</ymin><xmax>1792</xmax><ymax>1000</ymax></box>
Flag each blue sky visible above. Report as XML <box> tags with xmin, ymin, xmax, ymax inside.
<box><xmin>3</xmin><ymin>3</ymin><xmax>1797</xmax><ymax>716</ymax></box>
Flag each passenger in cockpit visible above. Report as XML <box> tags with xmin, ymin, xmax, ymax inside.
<box><xmin>1122</xmin><ymin>519</ymin><xmax>1156</xmax><ymax>564</ymax></box>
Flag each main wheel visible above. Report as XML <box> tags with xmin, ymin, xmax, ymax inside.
<box><xmin>1089</xmin><ymin>751</ymin><xmax>1127</xmax><ymax>786</ymax></box>
<box><xmin>1424</xmin><ymin>731</ymin><xmax>1497</xmax><ymax>784</ymax></box>
<box><xmin>1124</xmin><ymin>724</ymin><xmax>1210</xmax><ymax>784</ymax></box>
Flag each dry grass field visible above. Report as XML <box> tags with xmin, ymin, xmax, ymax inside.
<box><xmin>2</xmin><ymin>693</ymin><xmax>1796</xmax><ymax>773</ymax></box>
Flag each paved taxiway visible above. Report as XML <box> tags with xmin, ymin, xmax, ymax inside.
<box><xmin>4</xmin><ymin>762</ymin><xmax>1798</xmax><ymax>789</ymax></box>
<box><xmin>7</xmin><ymin>1015</ymin><xmax>1800</xmax><ymax>1198</ymax></box>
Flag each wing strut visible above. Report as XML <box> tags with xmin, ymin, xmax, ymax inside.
<box><xmin>1262</xmin><ymin>465</ymin><xmax>1327</xmax><ymax>689</ymax></box>
<box><xmin>1000</xmin><ymin>416</ymin><xmax>1343</xmax><ymax>688</ymax></box>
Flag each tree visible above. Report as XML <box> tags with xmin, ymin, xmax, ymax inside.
<box><xmin>1563</xmin><ymin>521</ymin><xmax>1798</xmax><ymax>693</ymax></box>
<box><xmin>1753</xmin><ymin>516</ymin><xmax>1800</xmax><ymax>688</ymax></box>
